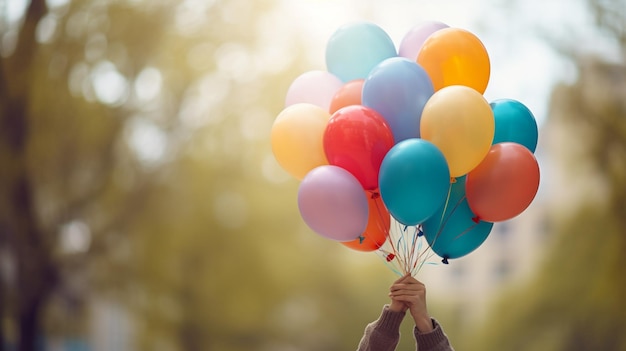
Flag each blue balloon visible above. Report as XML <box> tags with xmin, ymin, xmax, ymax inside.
<box><xmin>363</xmin><ymin>57</ymin><xmax>434</xmax><ymax>143</ymax></box>
<box><xmin>422</xmin><ymin>176</ymin><xmax>493</xmax><ymax>260</ymax></box>
<box><xmin>379</xmin><ymin>139</ymin><xmax>450</xmax><ymax>225</ymax></box>
<box><xmin>325</xmin><ymin>21</ymin><xmax>397</xmax><ymax>82</ymax></box>
<box><xmin>490</xmin><ymin>99</ymin><xmax>538</xmax><ymax>152</ymax></box>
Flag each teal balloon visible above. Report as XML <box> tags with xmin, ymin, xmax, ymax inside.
<box><xmin>325</xmin><ymin>21</ymin><xmax>397</xmax><ymax>82</ymax></box>
<box><xmin>379</xmin><ymin>139</ymin><xmax>450</xmax><ymax>226</ymax></box>
<box><xmin>423</xmin><ymin>176</ymin><xmax>493</xmax><ymax>260</ymax></box>
<box><xmin>490</xmin><ymin>99</ymin><xmax>538</xmax><ymax>152</ymax></box>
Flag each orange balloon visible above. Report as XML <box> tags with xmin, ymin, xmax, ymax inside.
<box><xmin>466</xmin><ymin>143</ymin><xmax>540</xmax><ymax>222</ymax></box>
<box><xmin>417</xmin><ymin>28</ymin><xmax>490</xmax><ymax>94</ymax></box>
<box><xmin>342</xmin><ymin>191</ymin><xmax>390</xmax><ymax>252</ymax></box>
<box><xmin>329</xmin><ymin>79</ymin><xmax>365</xmax><ymax>114</ymax></box>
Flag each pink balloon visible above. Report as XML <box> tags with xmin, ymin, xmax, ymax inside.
<box><xmin>285</xmin><ymin>70</ymin><xmax>344</xmax><ymax>111</ymax></box>
<box><xmin>298</xmin><ymin>165</ymin><xmax>369</xmax><ymax>241</ymax></box>
<box><xmin>398</xmin><ymin>21</ymin><xmax>449</xmax><ymax>61</ymax></box>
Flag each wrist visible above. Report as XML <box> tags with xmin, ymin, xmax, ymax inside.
<box><xmin>389</xmin><ymin>301</ymin><xmax>406</xmax><ymax>313</ymax></box>
<box><xmin>413</xmin><ymin>315</ymin><xmax>433</xmax><ymax>333</ymax></box>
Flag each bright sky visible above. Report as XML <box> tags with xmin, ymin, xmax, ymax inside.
<box><xmin>271</xmin><ymin>0</ymin><xmax>597</xmax><ymax>129</ymax></box>
<box><xmin>3</xmin><ymin>0</ymin><xmax>605</xmax><ymax>129</ymax></box>
<box><xmin>4</xmin><ymin>0</ymin><xmax>616</xmax><ymax>171</ymax></box>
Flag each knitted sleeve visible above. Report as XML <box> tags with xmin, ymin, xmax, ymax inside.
<box><xmin>356</xmin><ymin>305</ymin><xmax>405</xmax><ymax>351</ymax></box>
<box><xmin>413</xmin><ymin>319</ymin><xmax>455</xmax><ymax>351</ymax></box>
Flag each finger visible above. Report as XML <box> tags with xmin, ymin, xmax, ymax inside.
<box><xmin>402</xmin><ymin>280</ymin><xmax>426</xmax><ymax>292</ymax></box>
<box><xmin>390</xmin><ymin>283</ymin><xmax>404</xmax><ymax>291</ymax></box>
<box><xmin>390</xmin><ymin>283</ymin><xmax>423</xmax><ymax>293</ymax></box>
<box><xmin>390</xmin><ymin>285</ymin><xmax>413</xmax><ymax>294</ymax></box>
<box><xmin>403</xmin><ymin>276</ymin><xmax>424</xmax><ymax>285</ymax></box>
<box><xmin>393</xmin><ymin>273</ymin><xmax>411</xmax><ymax>284</ymax></box>
<box><xmin>389</xmin><ymin>288</ymin><xmax>423</xmax><ymax>298</ymax></box>
<box><xmin>389</xmin><ymin>294</ymin><xmax>420</xmax><ymax>304</ymax></box>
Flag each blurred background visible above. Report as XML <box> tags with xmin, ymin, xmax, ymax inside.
<box><xmin>0</xmin><ymin>0</ymin><xmax>625</xmax><ymax>350</ymax></box>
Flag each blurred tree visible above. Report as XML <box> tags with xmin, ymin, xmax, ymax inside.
<box><xmin>0</xmin><ymin>0</ymin><xmax>245</xmax><ymax>349</ymax></box>
<box><xmin>0</xmin><ymin>0</ymin><xmax>182</xmax><ymax>349</ymax></box>
<box><xmin>5</xmin><ymin>0</ymin><xmax>490</xmax><ymax>349</ymax></box>
<box><xmin>467</xmin><ymin>0</ymin><xmax>626</xmax><ymax>350</ymax></box>
<box><xmin>1</xmin><ymin>0</ymin><xmax>392</xmax><ymax>350</ymax></box>
<box><xmin>102</xmin><ymin>1</ymin><xmax>411</xmax><ymax>350</ymax></box>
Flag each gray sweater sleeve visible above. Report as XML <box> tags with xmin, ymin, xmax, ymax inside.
<box><xmin>414</xmin><ymin>319</ymin><xmax>455</xmax><ymax>351</ymax></box>
<box><xmin>357</xmin><ymin>305</ymin><xmax>405</xmax><ymax>351</ymax></box>
<box><xmin>357</xmin><ymin>305</ymin><xmax>454</xmax><ymax>351</ymax></box>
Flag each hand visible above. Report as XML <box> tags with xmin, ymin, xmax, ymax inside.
<box><xmin>388</xmin><ymin>274</ymin><xmax>410</xmax><ymax>313</ymax></box>
<box><xmin>388</xmin><ymin>274</ymin><xmax>434</xmax><ymax>333</ymax></box>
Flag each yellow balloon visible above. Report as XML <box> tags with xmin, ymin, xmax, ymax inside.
<box><xmin>271</xmin><ymin>103</ymin><xmax>330</xmax><ymax>180</ymax></box>
<box><xmin>420</xmin><ymin>85</ymin><xmax>494</xmax><ymax>177</ymax></box>
<box><xmin>417</xmin><ymin>28</ymin><xmax>490</xmax><ymax>94</ymax></box>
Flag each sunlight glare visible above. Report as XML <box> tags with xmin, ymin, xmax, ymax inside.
<box><xmin>134</xmin><ymin>67</ymin><xmax>163</xmax><ymax>102</ymax></box>
<box><xmin>127</xmin><ymin>117</ymin><xmax>168</xmax><ymax>165</ymax></box>
<box><xmin>91</xmin><ymin>60</ymin><xmax>129</xmax><ymax>106</ymax></box>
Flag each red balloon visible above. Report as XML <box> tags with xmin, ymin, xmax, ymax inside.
<box><xmin>466</xmin><ymin>142</ymin><xmax>540</xmax><ymax>222</ymax></box>
<box><xmin>329</xmin><ymin>79</ymin><xmax>364</xmax><ymax>114</ymax></box>
<box><xmin>324</xmin><ymin>105</ymin><xmax>395</xmax><ymax>190</ymax></box>
<box><xmin>342</xmin><ymin>191</ymin><xmax>390</xmax><ymax>252</ymax></box>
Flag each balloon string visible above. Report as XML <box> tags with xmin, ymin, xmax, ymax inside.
<box><xmin>413</xmin><ymin>229</ymin><xmax>441</xmax><ymax>275</ymax></box>
<box><xmin>374</xmin><ymin>201</ymin><xmax>404</xmax><ymax>275</ymax></box>
<box><xmin>437</xmin><ymin>182</ymin><xmax>454</xmax><ymax>229</ymax></box>
<box><xmin>378</xmin><ymin>248</ymin><xmax>403</xmax><ymax>276</ymax></box>
<box><xmin>399</xmin><ymin>225</ymin><xmax>410</xmax><ymax>274</ymax></box>
<box><xmin>396</xmin><ymin>223</ymin><xmax>410</xmax><ymax>275</ymax></box>
<box><xmin>384</xmin><ymin>221</ymin><xmax>407</xmax><ymax>275</ymax></box>
<box><xmin>404</xmin><ymin>225</ymin><xmax>414</xmax><ymax>274</ymax></box>
<box><xmin>410</xmin><ymin>229</ymin><xmax>423</xmax><ymax>275</ymax></box>
<box><xmin>406</xmin><ymin>227</ymin><xmax>417</xmax><ymax>275</ymax></box>
<box><xmin>394</xmin><ymin>222</ymin><xmax>436</xmax><ymax>276</ymax></box>
<box><xmin>387</xmin><ymin>221</ymin><xmax>401</xmax><ymax>268</ymax></box>
<box><xmin>408</xmin><ymin>227</ymin><xmax>419</xmax><ymax>271</ymax></box>
<box><xmin>453</xmin><ymin>222</ymin><xmax>479</xmax><ymax>241</ymax></box>
<box><xmin>371</xmin><ymin>191</ymin><xmax>410</xmax><ymax>276</ymax></box>
<box><xmin>428</xmin><ymin>190</ymin><xmax>465</xmax><ymax>253</ymax></box>
<box><xmin>406</xmin><ymin>225</ymin><xmax>422</xmax><ymax>275</ymax></box>
<box><xmin>376</xmin><ymin>204</ymin><xmax>443</xmax><ymax>277</ymax></box>
<box><xmin>369</xmin><ymin>190</ymin><xmax>404</xmax><ymax>276</ymax></box>
<box><xmin>414</xmin><ymin>183</ymin><xmax>465</xmax><ymax>269</ymax></box>
<box><xmin>371</xmin><ymin>191</ymin><xmax>388</xmax><ymax>250</ymax></box>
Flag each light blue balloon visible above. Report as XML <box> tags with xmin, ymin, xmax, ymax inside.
<box><xmin>490</xmin><ymin>99</ymin><xmax>538</xmax><ymax>152</ymax></box>
<box><xmin>362</xmin><ymin>57</ymin><xmax>434</xmax><ymax>143</ymax></box>
<box><xmin>423</xmin><ymin>176</ymin><xmax>493</xmax><ymax>261</ymax></box>
<box><xmin>379</xmin><ymin>139</ymin><xmax>450</xmax><ymax>225</ymax></box>
<box><xmin>325</xmin><ymin>21</ymin><xmax>397</xmax><ymax>82</ymax></box>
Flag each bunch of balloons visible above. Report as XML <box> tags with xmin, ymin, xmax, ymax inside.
<box><xmin>271</xmin><ymin>20</ymin><xmax>540</xmax><ymax>275</ymax></box>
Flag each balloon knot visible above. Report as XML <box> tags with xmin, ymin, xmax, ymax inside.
<box><xmin>358</xmin><ymin>236</ymin><xmax>365</xmax><ymax>244</ymax></box>
<box><xmin>370</xmin><ymin>191</ymin><xmax>380</xmax><ymax>199</ymax></box>
<box><xmin>472</xmin><ymin>216</ymin><xmax>480</xmax><ymax>223</ymax></box>
<box><xmin>442</xmin><ymin>256</ymin><xmax>449</xmax><ymax>264</ymax></box>
<box><xmin>451</xmin><ymin>177</ymin><xmax>457</xmax><ymax>184</ymax></box>
<box><xmin>417</xmin><ymin>228</ymin><xmax>424</xmax><ymax>237</ymax></box>
<box><xmin>386</xmin><ymin>253</ymin><xmax>395</xmax><ymax>262</ymax></box>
